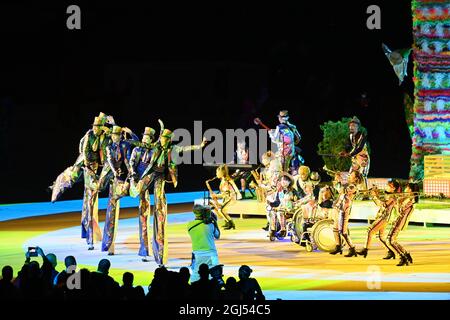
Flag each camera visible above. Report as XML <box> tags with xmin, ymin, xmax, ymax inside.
<box><xmin>28</xmin><ymin>247</ymin><xmax>38</xmax><ymax>257</ymax></box>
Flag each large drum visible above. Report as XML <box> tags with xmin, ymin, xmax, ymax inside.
<box><xmin>310</xmin><ymin>219</ymin><xmax>336</xmax><ymax>252</ymax></box>
<box><xmin>291</xmin><ymin>207</ymin><xmax>304</xmax><ymax>240</ymax></box>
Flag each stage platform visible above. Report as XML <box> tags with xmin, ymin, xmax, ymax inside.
<box><xmin>1</xmin><ymin>191</ymin><xmax>450</xmax><ymax>300</ymax></box>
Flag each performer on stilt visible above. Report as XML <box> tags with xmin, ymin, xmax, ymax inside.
<box><xmin>329</xmin><ymin>170</ymin><xmax>363</xmax><ymax>257</ymax></box>
<box><xmin>268</xmin><ymin>110</ymin><xmax>303</xmax><ymax>173</ymax></box>
<box><xmin>101</xmin><ymin>126</ymin><xmax>138</xmax><ymax>255</ymax></box>
<box><xmin>338</xmin><ymin>116</ymin><xmax>370</xmax><ymax>190</ymax></box>
<box><xmin>129</xmin><ymin>127</ymin><xmax>157</xmax><ymax>262</ymax></box>
<box><xmin>139</xmin><ymin>127</ymin><xmax>207</xmax><ymax>267</ymax></box>
<box><xmin>81</xmin><ymin>115</ymin><xmax>113</xmax><ymax>250</ymax></box>
<box><xmin>356</xmin><ymin>179</ymin><xmax>401</xmax><ymax>259</ymax></box>
<box><xmin>258</xmin><ymin>151</ymin><xmax>282</xmax><ymax>231</ymax></box>
<box><xmin>387</xmin><ymin>182</ymin><xmax>419</xmax><ymax>266</ymax></box>
<box><xmin>49</xmin><ymin>112</ymin><xmax>115</xmax><ymax>202</ymax></box>
<box><xmin>206</xmin><ymin>164</ymin><xmax>242</xmax><ymax>230</ymax></box>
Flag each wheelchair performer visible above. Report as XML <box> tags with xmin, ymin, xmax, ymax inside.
<box><xmin>49</xmin><ymin>112</ymin><xmax>115</xmax><ymax>203</ymax></box>
<box><xmin>268</xmin><ymin>173</ymin><xmax>296</xmax><ymax>240</ymax></box>
<box><xmin>268</xmin><ymin>110</ymin><xmax>303</xmax><ymax>173</ymax></box>
<box><xmin>102</xmin><ymin>126</ymin><xmax>139</xmax><ymax>255</ymax></box>
<box><xmin>317</xmin><ymin>185</ymin><xmax>334</xmax><ymax>220</ymax></box>
<box><xmin>138</xmin><ymin>127</ymin><xmax>207</xmax><ymax>266</ymax></box>
<box><xmin>206</xmin><ymin>164</ymin><xmax>242</xmax><ymax>230</ymax></box>
<box><xmin>329</xmin><ymin>170</ymin><xmax>363</xmax><ymax>257</ymax></box>
<box><xmin>293</xmin><ymin>166</ymin><xmax>320</xmax><ymax>199</ymax></box>
<box><xmin>258</xmin><ymin>151</ymin><xmax>282</xmax><ymax>231</ymax></box>
<box><xmin>129</xmin><ymin>127</ymin><xmax>157</xmax><ymax>261</ymax></box>
<box><xmin>338</xmin><ymin>116</ymin><xmax>370</xmax><ymax>189</ymax></box>
<box><xmin>387</xmin><ymin>182</ymin><xmax>419</xmax><ymax>266</ymax></box>
<box><xmin>356</xmin><ymin>179</ymin><xmax>401</xmax><ymax>259</ymax></box>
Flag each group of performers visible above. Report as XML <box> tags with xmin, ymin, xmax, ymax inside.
<box><xmin>51</xmin><ymin>110</ymin><xmax>418</xmax><ymax>268</ymax></box>
<box><xmin>50</xmin><ymin>112</ymin><xmax>207</xmax><ymax>266</ymax></box>
<box><xmin>214</xmin><ymin>111</ymin><xmax>417</xmax><ymax>267</ymax></box>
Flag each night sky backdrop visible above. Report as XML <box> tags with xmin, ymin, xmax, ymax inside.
<box><xmin>0</xmin><ymin>1</ymin><xmax>413</xmax><ymax>203</ymax></box>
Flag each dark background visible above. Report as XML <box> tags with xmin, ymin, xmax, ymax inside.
<box><xmin>0</xmin><ymin>1</ymin><xmax>413</xmax><ymax>204</ymax></box>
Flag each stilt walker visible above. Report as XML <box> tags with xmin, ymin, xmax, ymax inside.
<box><xmin>129</xmin><ymin>127</ymin><xmax>157</xmax><ymax>261</ymax></box>
<box><xmin>50</xmin><ymin>112</ymin><xmax>115</xmax><ymax>202</ymax></box>
<box><xmin>139</xmin><ymin>127</ymin><xmax>207</xmax><ymax>266</ymax></box>
<box><xmin>102</xmin><ymin>126</ymin><xmax>138</xmax><ymax>255</ymax></box>
<box><xmin>81</xmin><ymin>116</ymin><xmax>112</xmax><ymax>250</ymax></box>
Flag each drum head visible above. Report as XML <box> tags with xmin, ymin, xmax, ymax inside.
<box><xmin>310</xmin><ymin>219</ymin><xmax>336</xmax><ymax>252</ymax></box>
<box><xmin>293</xmin><ymin>209</ymin><xmax>304</xmax><ymax>238</ymax></box>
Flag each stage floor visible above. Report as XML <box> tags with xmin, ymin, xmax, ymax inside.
<box><xmin>1</xmin><ymin>204</ymin><xmax>450</xmax><ymax>300</ymax></box>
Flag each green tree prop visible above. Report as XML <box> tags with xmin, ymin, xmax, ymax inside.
<box><xmin>317</xmin><ymin>117</ymin><xmax>370</xmax><ymax>172</ymax></box>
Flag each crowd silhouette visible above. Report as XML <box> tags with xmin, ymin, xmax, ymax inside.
<box><xmin>0</xmin><ymin>247</ymin><xmax>265</xmax><ymax>301</ymax></box>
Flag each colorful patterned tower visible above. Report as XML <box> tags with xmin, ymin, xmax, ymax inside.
<box><xmin>410</xmin><ymin>0</ymin><xmax>450</xmax><ymax>181</ymax></box>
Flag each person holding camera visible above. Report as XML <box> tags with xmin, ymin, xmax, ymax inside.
<box><xmin>187</xmin><ymin>204</ymin><xmax>221</xmax><ymax>283</ymax></box>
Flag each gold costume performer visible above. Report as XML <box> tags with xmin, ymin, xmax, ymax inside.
<box><xmin>357</xmin><ymin>179</ymin><xmax>401</xmax><ymax>259</ymax></box>
<box><xmin>206</xmin><ymin>164</ymin><xmax>242</xmax><ymax>230</ymax></box>
<box><xmin>387</xmin><ymin>182</ymin><xmax>418</xmax><ymax>266</ymax></box>
<box><xmin>339</xmin><ymin>116</ymin><xmax>370</xmax><ymax>190</ymax></box>
<box><xmin>330</xmin><ymin>171</ymin><xmax>363</xmax><ymax>257</ymax></box>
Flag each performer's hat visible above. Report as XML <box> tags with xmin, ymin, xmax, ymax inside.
<box><xmin>111</xmin><ymin>125</ymin><xmax>122</xmax><ymax>135</ymax></box>
<box><xmin>92</xmin><ymin>116</ymin><xmax>103</xmax><ymax>126</ymax></box>
<box><xmin>349</xmin><ymin>116</ymin><xmax>361</xmax><ymax>126</ymax></box>
<box><xmin>310</xmin><ymin>171</ymin><xmax>321</xmax><ymax>185</ymax></box>
<box><xmin>143</xmin><ymin>127</ymin><xmax>155</xmax><ymax>137</ymax></box>
<box><xmin>161</xmin><ymin>129</ymin><xmax>173</xmax><ymax>138</ymax></box>
<box><xmin>278</xmin><ymin>110</ymin><xmax>289</xmax><ymax>119</ymax></box>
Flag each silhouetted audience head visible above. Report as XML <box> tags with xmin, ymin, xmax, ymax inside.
<box><xmin>122</xmin><ymin>272</ymin><xmax>134</xmax><ymax>287</ymax></box>
<box><xmin>2</xmin><ymin>266</ymin><xmax>13</xmax><ymax>282</ymax></box>
<box><xmin>29</xmin><ymin>261</ymin><xmax>40</xmax><ymax>278</ymax></box>
<box><xmin>97</xmin><ymin>259</ymin><xmax>111</xmax><ymax>275</ymax></box>
<box><xmin>46</xmin><ymin>254</ymin><xmax>57</xmax><ymax>268</ymax></box>
<box><xmin>198</xmin><ymin>263</ymin><xmax>209</xmax><ymax>280</ymax></box>
<box><xmin>238</xmin><ymin>265</ymin><xmax>252</xmax><ymax>280</ymax></box>
<box><xmin>226</xmin><ymin>276</ymin><xmax>237</xmax><ymax>288</ymax></box>
<box><xmin>179</xmin><ymin>267</ymin><xmax>190</xmax><ymax>283</ymax></box>
<box><xmin>64</xmin><ymin>255</ymin><xmax>77</xmax><ymax>269</ymax></box>
<box><xmin>5</xmin><ymin>250</ymin><xmax>264</xmax><ymax>301</ymax></box>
